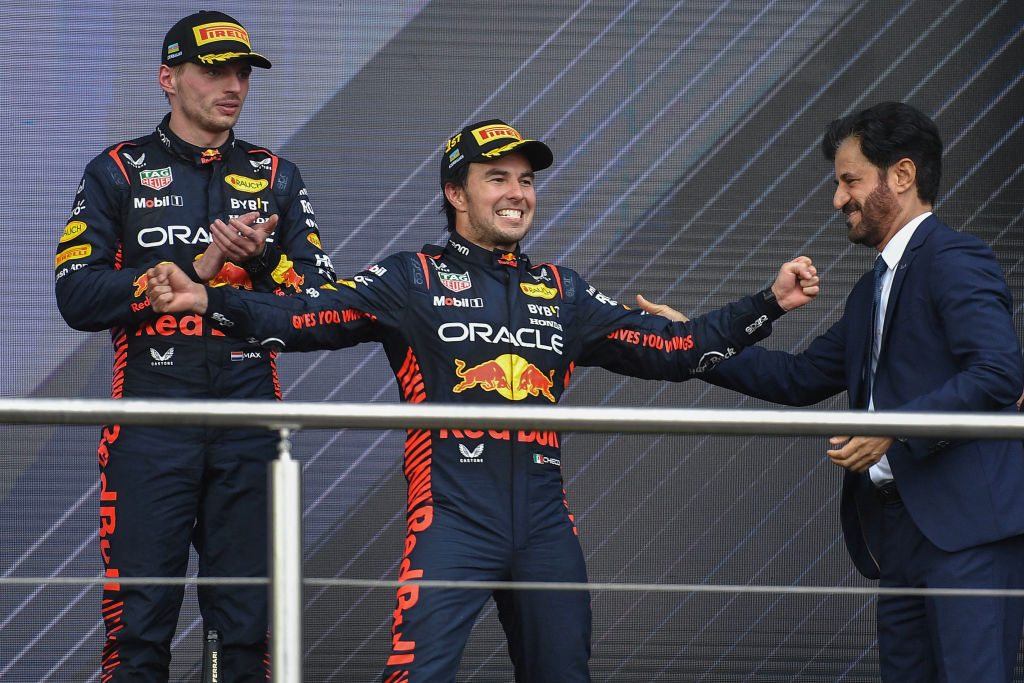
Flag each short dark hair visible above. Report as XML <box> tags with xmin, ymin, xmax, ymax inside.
<box><xmin>822</xmin><ymin>102</ymin><xmax>942</xmax><ymax>204</ymax></box>
<box><xmin>440</xmin><ymin>161</ymin><xmax>471</xmax><ymax>232</ymax></box>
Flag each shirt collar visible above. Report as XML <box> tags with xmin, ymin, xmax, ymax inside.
<box><xmin>444</xmin><ymin>232</ymin><xmax>530</xmax><ymax>269</ymax></box>
<box><xmin>879</xmin><ymin>211</ymin><xmax>931</xmax><ymax>271</ymax></box>
<box><xmin>155</xmin><ymin>113</ymin><xmax>235</xmax><ymax>166</ymax></box>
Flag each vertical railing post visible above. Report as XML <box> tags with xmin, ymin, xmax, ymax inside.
<box><xmin>271</xmin><ymin>427</ymin><xmax>303</xmax><ymax>682</ymax></box>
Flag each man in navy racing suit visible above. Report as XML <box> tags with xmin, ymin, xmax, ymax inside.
<box><xmin>146</xmin><ymin>118</ymin><xmax>819</xmax><ymax>682</ymax></box>
<box><xmin>54</xmin><ymin>11</ymin><xmax>335</xmax><ymax>681</ymax></box>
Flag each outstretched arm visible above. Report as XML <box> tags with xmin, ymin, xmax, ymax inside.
<box><xmin>636</xmin><ymin>256</ymin><xmax>819</xmax><ymax>320</ymax></box>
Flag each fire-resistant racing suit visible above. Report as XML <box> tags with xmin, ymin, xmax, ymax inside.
<box><xmin>196</xmin><ymin>230</ymin><xmax>789</xmax><ymax>682</ymax></box>
<box><xmin>54</xmin><ymin>113</ymin><xmax>335</xmax><ymax>681</ymax></box>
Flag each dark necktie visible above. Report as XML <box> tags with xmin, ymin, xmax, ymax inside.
<box><xmin>865</xmin><ymin>256</ymin><xmax>887</xmax><ymax>402</ymax></box>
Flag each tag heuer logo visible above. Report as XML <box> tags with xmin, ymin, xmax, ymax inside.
<box><xmin>140</xmin><ymin>167</ymin><xmax>172</xmax><ymax>190</ymax></box>
<box><xmin>439</xmin><ymin>271</ymin><xmax>472</xmax><ymax>292</ymax></box>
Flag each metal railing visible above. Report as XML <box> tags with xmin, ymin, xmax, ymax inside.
<box><xmin>3</xmin><ymin>397</ymin><xmax>1024</xmax><ymax>682</ymax></box>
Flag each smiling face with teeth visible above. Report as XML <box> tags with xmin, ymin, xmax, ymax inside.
<box><xmin>444</xmin><ymin>151</ymin><xmax>536</xmax><ymax>252</ymax></box>
<box><xmin>832</xmin><ymin>137</ymin><xmax>917</xmax><ymax>251</ymax></box>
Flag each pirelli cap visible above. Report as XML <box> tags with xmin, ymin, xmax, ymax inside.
<box><xmin>440</xmin><ymin>119</ymin><xmax>553</xmax><ymax>187</ymax></box>
<box><xmin>162</xmin><ymin>11</ymin><xmax>271</xmax><ymax>69</ymax></box>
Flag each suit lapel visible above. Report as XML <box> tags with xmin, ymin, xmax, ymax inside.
<box><xmin>879</xmin><ymin>217</ymin><xmax>935</xmax><ymax>352</ymax></box>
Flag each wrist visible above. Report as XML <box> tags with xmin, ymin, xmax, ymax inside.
<box><xmin>189</xmin><ymin>261</ymin><xmax>209</xmax><ymax>284</ymax></box>
<box><xmin>241</xmin><ymin>243</ymin><xmax>271</xmax><ymax>275</ymax></box>
<box><xmin>193</xmin><ymin>283</ymin><xmax>209</xmax><ymax>315</ymax></box>
<box><xmin>760</xmin><ymin>287</ymin><xmax>786</xmax><ymax>317</ymax></box>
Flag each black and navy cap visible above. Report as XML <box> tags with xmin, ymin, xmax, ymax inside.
<box><xmin>162</xmin><ymin>11</ymin><xmax>271</xmax><ymax>69</ymax></box>
<box><xmin>440</xmin><ymin>119</ymin><xmax>553</xmax><ymax>187</ymax></box>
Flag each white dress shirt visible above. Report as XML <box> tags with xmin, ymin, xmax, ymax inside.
<box><xmin>868</xmin><ymin>212</ymin><xmax>931</xmax><ymax>486</ymax></box>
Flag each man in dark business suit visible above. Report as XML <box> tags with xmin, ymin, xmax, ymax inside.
<box><xmin>643</xmin><ymin>101</ymin><xmax>1024</xmax><ymax>681</ymax></box>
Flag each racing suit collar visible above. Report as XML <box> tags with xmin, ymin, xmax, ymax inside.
<box><xmin>155</xmin><ymin>113</ymin><xmax>236</xmax><ymax>166</ymax></box>
<box><xmin>444</xmin><ymin>232</ymin><xmax>530</xmax><ymax>269</ymax></box>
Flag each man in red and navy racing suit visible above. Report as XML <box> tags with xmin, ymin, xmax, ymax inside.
<box><xmin>146</xmin><ymin>119</ymin><xmax>819</xmax><ymax>682</ymax></box>
<box><xmin>53</xmin><ymin>11</ymin><xmax>335</xmax><ymax>681</ymax></box>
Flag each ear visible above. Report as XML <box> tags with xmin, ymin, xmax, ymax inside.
<box><xmin>158</xmin><ymin>64</ymin><xmax>176</xmax><ymax>97</ymax></box>
<box><xmin>889</xmin><ymin>157</ymin><xmax>917</xmax><ymax>196</ymax></box>
<box><xmin>444</xmin><ymin>182</ymin><xmax>466</xmax><ymax>212</ymax></box>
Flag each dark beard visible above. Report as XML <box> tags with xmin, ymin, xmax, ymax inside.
<box><xmin>844</xmin><ymin>179</ymin><xmax>898</xmax><ymax>248</ymax></box>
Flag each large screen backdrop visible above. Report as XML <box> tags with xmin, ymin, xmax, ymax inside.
<box><xmin>3</xmin><ymin>1</ymin><xmax>1023</xmax><ymax>680</ymax></box>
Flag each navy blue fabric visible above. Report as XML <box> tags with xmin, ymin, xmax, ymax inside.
<box><xmin>204</xmin><ymin>230</ymin><xmax>788</xmax><ymax>680</ymax></box>
<box><xmin>704</xmin><ymin>215</ymin><xmax>1024</xmax><ymax>679</ymax></box>
<box><xmin>874</xmin><ymin>499</ymin><xmax>1024</xmax><ymax>681</ymax></box>
<box><xmin>98</xmin><ymin>425</ymin><xmax>277</xmax><ymax>681</ymax></box>
<box><xmin>56</xmin><ymin>114</ymin><xmax>334</xmax><ymax>681</ymax></box>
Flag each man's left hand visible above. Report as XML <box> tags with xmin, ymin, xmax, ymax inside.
<box><xmin>211</xmin><ymin>211</ymin><xmax>279</xmax><ymax>263</ymax></box>
<box><xmin>771</xmin><ymin>256</ymin><xmax>819</xmax><ymax>311</ymax></box>
<box><xmin>826</xmin><ymin>435</ymin><xmax>894</xmax><ymax>473</ymax></box>
<box><xmin>635</xmin><ymin>294</ymin><xmax>689</xmax><ymax>322</ymax></box>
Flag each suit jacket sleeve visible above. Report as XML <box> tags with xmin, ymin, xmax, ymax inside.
<box><xmin>701</xmin><ymin>311</ymin><xmax>852</xmax><ymax>406</ymax></box>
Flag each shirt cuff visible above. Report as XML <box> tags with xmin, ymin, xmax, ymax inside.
<box><xmin>757</xmin><ymin>287</ymin><xmax>786</xmax><ymax>319</ymax></box>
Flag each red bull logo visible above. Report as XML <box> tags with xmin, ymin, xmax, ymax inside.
<box><xmin>497</xmin><ymin>252</ymin><xmax>518</xmax><ymax>267</ymax></box>
<box><xmin>207</xmin><ymin>261</ymin><xmax>253</xmax><ymax>290</ymax></box>
<box><xmin>132</xmin><ymin>273</ymin><xmax>149</xmax><ymax>298</ymax></box>
<box><xmin>272</xmin><ymin>255</ymin><xmax>305</xmax><ymax>292</ymax></box>
<box><xmin>452</xmin><ymin>353</ymin><xmax>556</xmax><ymax>402</ymax></box>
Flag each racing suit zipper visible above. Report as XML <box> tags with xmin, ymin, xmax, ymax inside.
<box><xmin>504</xmin><ymin>264</ymin><xmax>526</xmax><ymax>550</ymax></box>
<box><xmin>204</xmin><ymin>163</ymin><xmax>222</xmax><ymax>397</ymax></box>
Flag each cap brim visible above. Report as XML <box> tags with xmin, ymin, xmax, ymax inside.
<box><xmin>484</xmin><ymin>139</ymin><xmax>554</xmax><ymax>172</ymax></box>
<box><xmin>517</xmin><ymin>140</ymin><xmax>554</xmax><ymax>172</ymax></box>
<box><xmin>243</xmin><ymin>52</ymin><xmax>272</xmax><ymax>69</ymax></box>
<box><xmin>197</xmin><ymin>51</ymin><xmax>272</xmax><ymax>69</ymax></box>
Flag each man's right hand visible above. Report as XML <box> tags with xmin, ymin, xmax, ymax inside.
<box><xmin>147</xmin><ymin>262</ymin><xmax>209</xmax><ymax>314</ymax></box>
<box><xmin>637</xmin><ymin>256</ymin><xmax>819</xmax><ymax>322</ymax></box>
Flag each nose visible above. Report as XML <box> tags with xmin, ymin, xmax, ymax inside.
<box><xmin>832</xmin><ymin>185</ymin><xmax>848</xmax><ymax>211</ymax></box>
<box><xmin>226</xmin><ymin>74</ymin><xmax>246</xmax><ymax>93</ymax></box>
<box><xmin>505</xmin><ymin>182</ymin><xmax>524</xmax><ymax>201</ymax></box>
